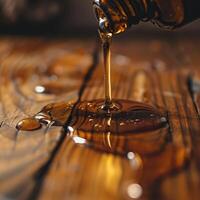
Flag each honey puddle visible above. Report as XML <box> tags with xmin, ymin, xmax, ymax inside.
<box><xmin>13</xmin><ymin>40</ymin><xmax>189</xmax><ymax>199</ymax></box>
<box><xmin>16</xmin><ymin>99</ymin><xmax>167</xmax><ymax>134</ymax></box>
<box><xmin>16</xmin><ymin>98</ymin><xmax>189</xmax><ymax>199</ymax></box>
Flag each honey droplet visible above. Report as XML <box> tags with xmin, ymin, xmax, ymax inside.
<box><xmin>16</xmin><ymin>102</ymin><xmax>73</xmax><ymax>132</ymax></box>
<box><xmin>35</xmin><ymin>102</ymin><xmax>73</xmax><ymax>126</ymax></box>
<box><xmin>16</xmin><ymin>118</ymin><xmax>41</xmax><ymax>131</ymax></box>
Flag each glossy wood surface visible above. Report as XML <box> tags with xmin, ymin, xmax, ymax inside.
<box><xmin>0</xmin><ymin>36</ymin><xmax>199</xmax><ymax>200</ymax></box>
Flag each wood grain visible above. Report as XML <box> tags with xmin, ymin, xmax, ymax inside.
<box><xmin>0</xmin><ymin>38</ymin><xmax>94</xmax><ymax>199</ymax></box>
<box><xmin>0</xmin><ymin>36</ymin><xmax>199</xmax><ymax>200</ymax></box>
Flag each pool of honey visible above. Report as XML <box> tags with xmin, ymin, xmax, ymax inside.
<box><xmin>12</xmin><ymin>41</ymin><xmax>189</xmax><ymax>200</ymax></box>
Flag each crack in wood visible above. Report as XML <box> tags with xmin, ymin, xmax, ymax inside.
<box><xmin>29</xmin><ymin>40</ymin><xmax>100</xmax><ymax>200</ymax></box>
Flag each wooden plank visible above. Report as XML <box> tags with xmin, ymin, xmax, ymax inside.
<box><xmin>36</xmin><ymin>38</ymin><xmax>200</xmax><ymax>200</ymax></box>
<box><xmin>0</xmin><ymin>37</ymin><xmax>199</xmax><ymax>200</ymax></box>
<box><xmin>0</xmin><ymin>38</ymin><xmax>94</xmax><ymax>198</ymax></box>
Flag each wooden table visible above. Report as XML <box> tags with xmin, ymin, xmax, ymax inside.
<box><xmin>0</xmin><ymin>36</ymin><xmax>199</xmax><ymax>200</ymax></box>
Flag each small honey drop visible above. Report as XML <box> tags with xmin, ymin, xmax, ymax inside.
<box><xmin>16</xmin><ymin>102</ymin><xmax>73</xmax><ymax>131</ymax></box>
<box><xmin>16</xmin><ymin>118</ymin><xmax>41</xmax><ymax>131</ymax></box>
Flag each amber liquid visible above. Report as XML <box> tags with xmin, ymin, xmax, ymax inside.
<box><xmin>14</xmin><ymin>36</ymin><xmax>189</xmax><ymax>200</ymax></box>
<box><xmin>16</xmin><ymin>29</ymin><xmax>168</xmax><ymax>138</ymax></box>
<box><xmin>101</xmin><ymin>31</ymin><xmax>112</xmax><ymax>109</ymax></box>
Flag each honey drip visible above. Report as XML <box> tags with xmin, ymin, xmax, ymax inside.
<box><xmin>16</xmin><ymin>20</ymin><xmax>168</xmax><ymax>135</ymax></box>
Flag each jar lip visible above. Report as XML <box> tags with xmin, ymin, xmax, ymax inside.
<box><xmin>93</xmin><ymin>1</ymin><xmax>114</xmax><ymax>33</ymax></box>
<box><xmin>93</xmin><ymin>1</ymin><xmax>128</xmax><ymax>34</ymax></box>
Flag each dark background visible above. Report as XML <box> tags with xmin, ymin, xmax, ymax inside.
<box><xmin>0</xmin><ymin>0</ymin><xmax>200</xmax><ymax>36</ymax></box>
